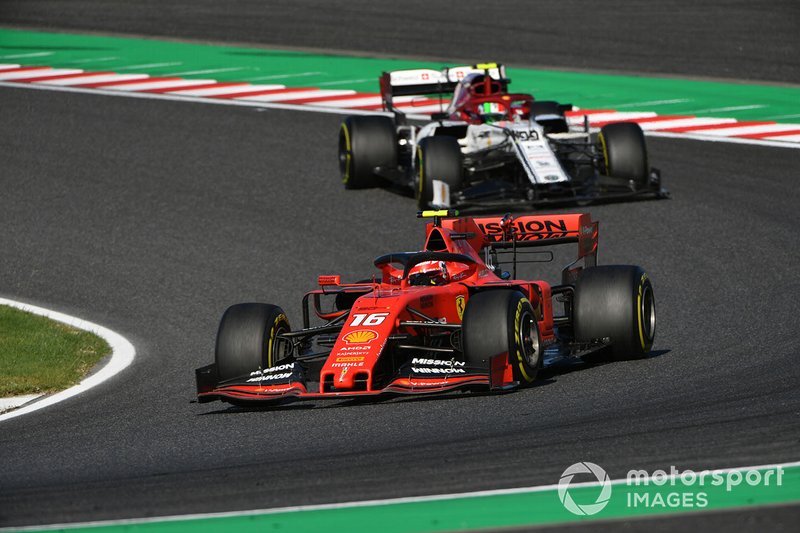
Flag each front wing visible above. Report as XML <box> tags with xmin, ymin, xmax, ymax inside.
<box><xmin>196</xmin><ymin>362</ymin><xmax>499</xmax><ymax>405</ymax></box>
<box><xmin>447</xmin><ymin>168</ymin><xmax>668</xmax><ymax>210</ymax></box>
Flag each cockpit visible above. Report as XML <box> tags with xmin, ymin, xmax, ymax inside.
<box><xmin>448</xmin><ymin>73</ymin><xmax>533</xmax><ymax>123</ymax></box>
<box><xmin>450</xmin><ymin>73</ymin><xmax>505</xmax><ymax>110</ymax></box>
<box><xmin>373</xmin><ymin>251</ymin><xmax>477</xmax><ymax>286</ymax></box>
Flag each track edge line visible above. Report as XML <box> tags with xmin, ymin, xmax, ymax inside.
<box><xmin>0</xmin><ymin>297</ymin><xmax>136</xmax><ymax>423</ymax></box>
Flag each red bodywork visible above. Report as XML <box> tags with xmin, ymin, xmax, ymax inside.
<box><xmin>196</xmin><ymin>212</ymin><xmax>598</xmax><ymax>404</ymax></box>
<box><xmin>446</xmin><ymin>73</ymin><xmax>534</xmax><ymax>124</ymax></box>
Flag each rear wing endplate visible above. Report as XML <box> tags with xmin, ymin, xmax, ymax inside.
<box><xmin>380</xmin><ymin>63</ymin><xmax>508</xmax><ymax>117</ymax></box>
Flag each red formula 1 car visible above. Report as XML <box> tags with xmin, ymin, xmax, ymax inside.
<box><xmin>196</xmin><ymin>211</ymin><xmax>656</xmax><ymax>405</ymax></box>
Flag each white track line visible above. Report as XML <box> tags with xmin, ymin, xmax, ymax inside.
<box><xmin>687</xmin><ymin>104</ymin><xmax>766</xmax><ymax>113</ymax></box>
<box><xmin>763</xmin><ymin>133</ymin><xmax>800</xmax><ymax>142</ymax></box>
<box><xmin>102</xmin><ymin>79</ymin><xmax>215</xmax><ymax>91</ymax></box>
<box><xmin>0</xmin><ymin>68</ymin><xmax>67</xmax><ymax>80</ymax></box>
<box><xmin>167</xmin><ymin>83</ymin><xmax>284</xmax><ymax>96</ymax></box>
<box><xmin>0</xmin><ymin>297</ymin><xmax>136</xmax><ymax>423</ymax></box>
<box><xmin>40</xmin><ymin>73</ymin><xmax>149</xmax><ymax>86</ymax></box>
<box><xmin>0</xmin><ymin>80</ymin><xmax>381</xmax><ymax>115</ymax></box>
<box><xmin>768</xmin><ymin>113</ymin><xmax>800</xmax><ymax>120</ymax></box>
<box><xmin>681</xmin><ymin>123</ymin><xmax>800</xmax><ymax>137</ymax></box>
<box><xmin>0</xmin><ymin>52</ymin><xmax>53</xmax><ymax>59</ymax></box>
<box><xmin>15</xmin><ymin>68</ymin><xmax>86</xmax><ymax>79</ymax></box>
<box><xmin>0</xmin><ymin>394</ymin><xmax>40</xmax><ymax>413</ymax></box>
<box><xmin>614</xmin><ymin>98</ymin><xmax>691</xmax><ymax>108</ymax></box>
<box><xmin>637</xmin><ymin>117</ymin><xmax>737</xmax><ymax>130</ymax></box>
<box><xmin>165</xmin><ymin>67</ymin><xmax>245</xmax><ymax>76</ymax></box>
<box><xmin>235</xmin><ymin>89</ymin><xmax>354</xmax><ymax>102</ymax></box>
<box><xmin>569</xmin><ymin>111</ymin><xmax>658</xmax><ymax>123</ymax></box>
<box><xmin>4</xmin><ymin>459</ymin><xmax>799</xmax><ymax>532</ymax></box>
<box><xmin>61</xmin><ymin>56</ymin><xmax>120</xmax><ymax>65</ymax></box>
<box><xmin>1</xmin><ymin>80</ymin><xmax>797</xmax><ymax>150</ymax></box>
<box><xmin>317</xmin><ymin>78</ymin><xmax>376</xmax><ymax>86</ymax></box>
<box><xmin>646</xmin><ymin>130</ymin><xmax>800</xmax><ymax>149</ymax></box>
<box><xmin>304</xmin><ymin>96</ymin><xmax>383</xmax><ymax>107</ymax></box>
<box><xmin>115</xmin><ymin>62</ymin><xmax>182</xmax><ymax>70</ymax></box>
<box><xmin>246</xmin><ymin>71</ymin><xmax>322</xmax><ymax>81</ymax></box>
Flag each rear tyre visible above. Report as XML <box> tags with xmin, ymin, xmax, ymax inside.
<box><xmin>530</xmin><ymin>100</ymin><xmax>568</xmax><ymax>134</ymax></box>
<box><xmin>573</xmin><ymin>266</ymin><xmax>656</xmax><ymax>361</ymax></box>
<box><xmin>415</xmin><ymin>136</ymin><xmax>463</xmax><ymax>209</ymax></box>
<box><xmin>215</xmin><ymin>303</ymin><xmax>292</xmax><ymax>381</ymax></box>
<box><xmin>598</xmin><ymin>122</ymin><xmax>648</xmax><ymax>186</ymax></box>
<box><xmin>339</xmin><ymin>116</ymin><xmax>397</xmax><ymax>189</ymax></box>
<box><xmin>463</xmin><ymin>290</ymin><xmax>541</xmax><ymax>384</ymax></box>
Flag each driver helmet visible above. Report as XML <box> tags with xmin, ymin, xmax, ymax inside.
<box><xmin>408</xmin><ymin>260</ymin><xmax>449</xmax><ymax>286</ymax></box>
<box><xmin>478</xmin><ymin>101</ymin><xmax>507</xmax><ymax>123</ymax></box>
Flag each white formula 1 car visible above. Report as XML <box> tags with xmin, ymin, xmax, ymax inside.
<box><xmin>338</xmin><ymin>63</ymin><xmax>667</xmax><ymax>209</ymax></box>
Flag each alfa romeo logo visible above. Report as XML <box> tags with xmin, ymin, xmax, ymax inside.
<box><xmin>558</xmin><ymin>462</ymin><xmax>612</xmax><ymax>516</ymax></box>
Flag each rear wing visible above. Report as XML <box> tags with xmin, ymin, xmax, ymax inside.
<box><xmin>426</xmin><ymin>211</ymin><xmax>597</xmax><ymax>283</ymax></box>
<box><xmin>380</xmin><ymin>63</ymin><xmax>508</xmax><ymax>118</ymax></box>
<box><xmin>472</xmin><ymin>213</ymin><xmax>598</xmax><ymax>283</ymax></box>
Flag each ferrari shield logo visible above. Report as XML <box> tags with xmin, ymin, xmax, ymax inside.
<box><xmin>455</xmin><ymin>295</ymin><xmax>466</xmax><ymax>321</ymax></box>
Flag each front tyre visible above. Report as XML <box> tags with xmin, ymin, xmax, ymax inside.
<box><xmin>463</xmin><ymin>290</ymin><xmax>541</xmax><ymax>384</ymax></box>
<box><xmin>215</xmin><ymin>303</ymin><xmax>292</xmax><ymax>381</ymax></box>
<box><xmin>339</xmin><ymin>116</ymin><xmax>397</xmax><ymax>189</ymax></box>
<box><xmin>415</xmin><ymin>136</ymin><xmax>463</xmax><ymax>209</ymax></box>
<box><xmin>573</xmin><ymin>266</ymin><xmax>656</xmax><ymax>361</ymax></box>
<box><xmin>598</xmin><ymin>122</ymin><xmax>649</xmax><ymax>186</ymax></box>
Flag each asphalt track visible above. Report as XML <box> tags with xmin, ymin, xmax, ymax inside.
<box><xmin>1</xmin><ymin>1</ymin><xmax>799</xmax><ymax>530</ymax></box>
<box><xmin>1</xmin><ymin>0</ymin><xmax>798</xmax><ymax>84</ymax></box>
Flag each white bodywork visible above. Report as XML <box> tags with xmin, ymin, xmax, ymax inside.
<box><xmin>388</xmin><ymin>65</ymin><xmax>505</xmax><ymax>87</ymax></box>
<box><xmin>415</xmin><ymin>119</ymin><xmax>572</xmax><ymax>202</ymax></box>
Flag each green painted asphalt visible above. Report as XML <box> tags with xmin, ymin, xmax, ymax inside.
<box><xmin>0</xmin><ymin>28</ymin><xmax>798</xmax><ymax>123</ymax></box>
<box><xmin>6</xmin><ymin>465</ymin><xmax>799</xmax><ymax>532</ymax></box>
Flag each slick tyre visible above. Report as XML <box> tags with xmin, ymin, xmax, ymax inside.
<box><xmin>463</xmin><ymin>290</ymin><xmax>541</xmax><ymax>384</ymax></box>
<box><xmin>415</xmin><ymin>136</ymin><xmax>463</xmax><ymax>210</ymax></box>
<box><xmin>598</xmin><ymin>122</ymin><xmax>649</xmax><ymax>186</ymax></box>
<box><xmin>573</xmin><ymin>266</ymin><xmax>656</xmax><ymax>361</ymax></box>
<box><xmin>215</xmin><ymin>303</ymin><xmax>291</xmax><ymax>381</ymax></box>
<box><xmin>339</xmin><ymin>115</ymin><xmax>397</xmax><ymax>189</ymax></box>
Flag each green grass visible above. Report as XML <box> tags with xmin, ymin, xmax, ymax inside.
<box><xmin>0</xmin><ymin>305</ymin><xmax>111</xmax><ymax>396</ymax></box>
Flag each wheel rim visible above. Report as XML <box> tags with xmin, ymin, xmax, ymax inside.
<box><xmin>267</xmin><ymin>322</ymin><xmax>290</xmax><ymax>367</ymax></box>
<box><xmin>415</xmin><ymin>147</ymin><xmax>424</xmax><ymax>197</ymax></box>
<box><xmin>338</xmin><ymin>124</ymin><xmax>351</xmax><ymax>181</ymax></box>
<box><xmin>598</xmin><ymin>131</ymin><xmax>610</xmax><ymax>174</ymax></box>
<box><xmin>640</xmin><ymin>284</ymin><xmax>656</xmax><ymax>344</ymax></box>
<box><xmin>518</xmin><ymin>309</ymin><xmax>540</xmax><ymax>368</ymax></box>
